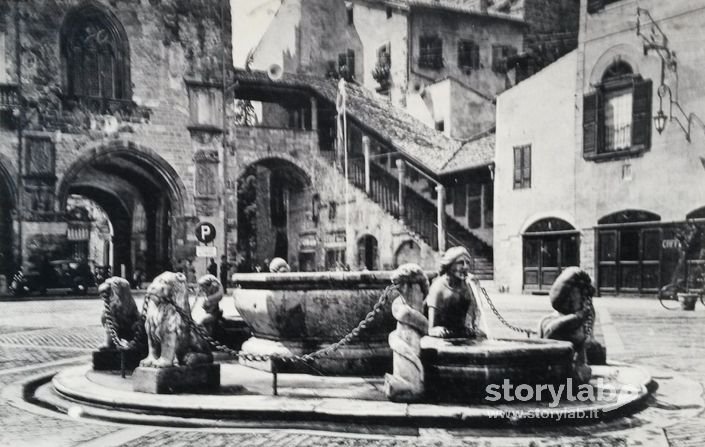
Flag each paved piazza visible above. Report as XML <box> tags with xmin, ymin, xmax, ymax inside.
<box><xmin>0</xmin><ymin>292</ymin><xmax>703</xmax><ymax>447</ymax></box>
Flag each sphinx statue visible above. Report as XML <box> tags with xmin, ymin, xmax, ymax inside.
<box><xmin>384</xmin><ymin>263</ymin><xmax>430</xmax><ymax>402</ymax></box>
<box><xmin>538</xmin><ymin>267</ymin><xmax>597</xmax><ymax>383</ymax></box>
<box><xmin>140</xmin><ymin>271</ymin><xmax>213</xmax><ymax>368</ymax></box>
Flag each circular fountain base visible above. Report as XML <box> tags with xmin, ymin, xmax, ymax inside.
<box><xmin>238</xmin><ymin>337</ymin><xmax>392</xmax><ymax>375</ymax></box>
<box><xmin>34</xmin><ymin>361</ymin><xmax>653</xmax><ymax>428</ymax></box>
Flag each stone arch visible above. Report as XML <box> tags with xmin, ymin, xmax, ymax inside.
<box><xmin>356</xmin><ymin>233</ymin><xmax>379</xmax><ymax>270</ymax></box>
<box><xmin>56</xmin><ymin>140</ymin><xmax>189</xmax><ymax>279</ymax></box>
<box><xmin>519</xmin><ymin>211</ymin><xmax>577</xmax><ymax>234</ymax></box>
<box><xmin>588</xmin><ymin>44</ymin><xmax>643</xmax><ymax>87</ymax></box>
<box><xmin>56</xmin><ymin>140</ymin><xmax>188</xmax><ymax>216</ymax></box>
<box><xmin>0</xmin><ymin>155</ymin><xmax>17</xmax><ymax>276</ymax></box>
<box><xmin>234</xmin><ymin>153</ymin><xmax>315</xmax><ymax>187</ymax></box>
<box><xmin>394</xmin><ymin>239</ymin><xmax>421</xmax><ymax>268</ymax></box>
<box><xmin>236</xmin><ymin>156</ymin><xmax>313</xmax><ymax>272</ymax></box>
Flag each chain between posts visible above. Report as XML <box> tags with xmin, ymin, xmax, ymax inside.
<box><xmin>106</xmin><ymin>284</ymin><xmax>399</xmax><ymax>364</ymax></box>
<box><xmin>102</xmin><ymin>291</ymin><xmax>145</xmax><ymax>351</ymax></box>
<box><xmin>479</xmin><ymin>285</ymin><xmax>537</xmax><ymax>338</ymax></box>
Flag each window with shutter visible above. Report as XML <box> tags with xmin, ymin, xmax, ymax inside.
<box><xmin>338</xmin><ymin>49</ymin><xmax>355</xmax><ymax>81</ymax></box>
<box><xmin>513</xmin><ymin>145</ymin><xmax>531</xmax><ymax>189</ymax></box>
<box><xmin>458</xmin><ymin>40</ymin><xmax>479</xmax><ymax>71</ymax></box>
<box><xmin>582</xmin><ymin>60</ymin><xmax>652</xmax><ymax>160</ymax></box>
<box><xmin>419</xmin><ymin>36</ymin><xmax>443</xmax><ymax>69</ymax></box>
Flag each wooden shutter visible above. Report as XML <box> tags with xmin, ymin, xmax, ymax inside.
<box><xmin>583</xmin><ymin>90</ymin><xmax>602</xmax><ymax>157</ymax></box>
<box><xmin>471</xmin><ymin>41</ymin><xmax>480</xmax><ymax>69</ymax></box>
<box><xmin>631</xmin><ymin>77</ymin><xmax>652</xmax><ymax>149</ymax></box>
<box><xmin>347</xmin><ymin>50</ymin><xmax>356</xmax><ymax>78</ymax></box>
<box><xmin>513</xmin><ymin>146</ymin><xmax>522</xmax><ymax>188</ymax></box>
<box><xmin>522</xmin><ymin>145</ymin><xmax>531</xmax><ymax>188</ymax></box>
<box><xmin>492</xmin><ymin>45</ymin><xmax>503</xmax><ymax>72</ymax></box>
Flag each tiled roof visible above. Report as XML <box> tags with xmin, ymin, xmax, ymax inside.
<box><xmin>232</xmin><ymin>68</ymin><xmax>494</xmax><ymax>175</ymax></box>
<box><xmin>440</xmin><ymin>132</ymin><xmax>495</xmax><ymax>174</ymax></box>
<box><xmin>361</xmin><ymin>0</ymin><xmax>525</xmax><ymax>24</ymax></box>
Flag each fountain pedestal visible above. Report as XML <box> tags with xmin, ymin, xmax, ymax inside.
<box><xmin>92</xmin><ymin>348</ymin><xmax>144</xmax><ymax>372</ymax></box>
<box><xmin>420</xmin><ymin>337</ymin><xmax>574</xmax><ymax>401</ymax></box>
<box><xmin>132</xmin><ymin>364</ymin><xmax>220</xmax><ymax>394</ymax></box>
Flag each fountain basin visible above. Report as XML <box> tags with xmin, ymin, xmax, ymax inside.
<box><xmin>233</xmin><ymin>271</ymin><xmax>402</xmax><ymax>375</ymax></box>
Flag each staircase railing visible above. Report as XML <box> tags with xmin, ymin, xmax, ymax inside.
<box><xmin>337</xmin><ymin>157</ymin><xmax>492</xmax><ymax>264</ymax></box>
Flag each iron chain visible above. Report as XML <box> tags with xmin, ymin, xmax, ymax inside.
<box><xmin>129</xmin><ymin>284</ymin><xmax>398</xmax><ymax>364</ymax></box>
<box><xmin>479</xmin><ymin>286</ymin><xmax>536</xmax><ymax>338</ymax></box>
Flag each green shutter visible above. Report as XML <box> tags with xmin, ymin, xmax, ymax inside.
<box><xmin>631</xmin><ymin>77</ymin><xmax>653</xmax><ymax>149</ymax></box>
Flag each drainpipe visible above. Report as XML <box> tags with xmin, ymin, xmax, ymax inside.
<box><xmin>220</xmin><ymin>0</ymin><xmax>229</xmax><ymax>271</ymax></box>
<box><xmin>14</xmin><ymin>0</ymin><xmax>23</xmax><ymax>268</ymax></box>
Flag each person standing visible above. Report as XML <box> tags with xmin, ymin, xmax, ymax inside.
<box><xmin>219</xmin><ymin>255</ymin><xmax>230</xmax><ymax>293</ymax></box>
<box><xmin>207</xmin><ymin>258</ymin><xmax>218</xmax><ymax>276</ymax></box>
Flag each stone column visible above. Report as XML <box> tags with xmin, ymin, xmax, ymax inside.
<box><xmin>363</xmin><ymin>136</ymin><xmax>371</xmax><ymax>194</ymax></box>
<box><xmin>310</xmin><ymin>97</ymin><xmax>318</xmax><ymax>131</ymax></box>
<box><xmin>396</xmin><ymin>159</ymin><xmax>405</xmax><ymax>221</ymax></box>
<box><xmin>436</xmin><ymin>184</ymin><xmax>446</xmax><ymax>252</ymax></box>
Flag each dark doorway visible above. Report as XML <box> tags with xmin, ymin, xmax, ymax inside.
<box><xmin>357</xmin><ymin>235</ymin><xmax>379</xmax><ymax>270</ymax></box>
<box><xmin>523</xmin><ymin>218</ymin><xmax>579</xmax><ymax>292</ymax></box>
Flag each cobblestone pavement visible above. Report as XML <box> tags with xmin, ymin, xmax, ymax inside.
<box><xmin>0</xmin><ymin>294</ymin><xmax>703</xmax><ymax>446</ymax></box>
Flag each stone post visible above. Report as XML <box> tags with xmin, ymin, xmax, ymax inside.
<box><xmin>385</xmin><ymin>264</ymin><xmax>429</xmax><ymax>402</ymax></box>
<box><xmin>363</xmin><ymin>135</ymin><xmax>371</xmax><ymax>194</ymax></box>
<box><xmin>310</xmin><ymin>97</ymin><xmax>318</xmax><ymax>131</ymax></box>
<box><xmin>396</xmin><ymin>159</ymin><xmax>405</xmax><ymax>221</ymax></box>
<box><xmin>436</xmin><ymin>184</ymin><xmax>446</xmax><ymax>252</ymax></box>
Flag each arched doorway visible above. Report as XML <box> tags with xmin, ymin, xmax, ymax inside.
<box><xmin>236</xmin><ymin>158</ymin><xmax>312</xmax><ymax>272</ymax></box>
<box><xmin>357</xmin><ymin>234</ymin><xmax>378</xmax><ymax>270</ymax></box>
<box><xmin>596</xmin><ymin>210</ymin><xmax>661</xmax><ymax>295</ymax></box>
<box><xmin>523</xmin><ymin>218</ymin><xmax>579</xmax><ymax>292</ymax></box>
<box><xmin>394</xmin><ymin>240</ymin><xmax>421</xmax><ymax>268</ymax></box>
<box><xmin>0</xmin><ymin>162</ymin><xmax>16</xmax><ymax>278</ymax></box>
<box><xmin>57</xmin><ymin>145</ymin><xmax>185</xmax><ymax>280</ymax></box>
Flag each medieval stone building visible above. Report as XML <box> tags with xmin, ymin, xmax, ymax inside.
<box><xmin>0</xmin><ymin>0</ymin><xmax>233</xmax><ymax>283</ymax></box>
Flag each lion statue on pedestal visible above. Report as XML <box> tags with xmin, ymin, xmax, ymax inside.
<box><xmin>140</xmin><ymin>271</ymin><xmax>214</xmax><ymax>368</ymax></box>
<box><xmin>99</xmin><ymin>277</ymin><xmax>144</xmax><ymax>351</ymax></box>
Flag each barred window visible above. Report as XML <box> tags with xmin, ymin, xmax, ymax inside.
<box><xmin>458</xmin><ymin>39</ymin><xmax>480</xmax><ymax>71</ymax></box>
<box><xmin>419</xmin><ymin>36</ymin><xmax>443</xmax><ymax>69</ymax></box>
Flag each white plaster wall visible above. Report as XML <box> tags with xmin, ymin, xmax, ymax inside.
<box><xmin>494</xmin><ymin>51</ymin><xmax>578</xmax><ymax>293</ymax></box>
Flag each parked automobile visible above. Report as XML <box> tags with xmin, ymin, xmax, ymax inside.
<box><xmin>10</xmin><ymin>259</ymin><xmax>97</xmax><ymax>297</ymax></box>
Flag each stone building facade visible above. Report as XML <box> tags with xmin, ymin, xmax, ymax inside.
<box><xmin>0</xmin><ymin>0</ymin><xmax>233</xmax><ymax>282</ymax></box>
<box><xmin>494</xmin><ymin>0</ymin><xmax>705</xmax><ymax>295</ymax></box>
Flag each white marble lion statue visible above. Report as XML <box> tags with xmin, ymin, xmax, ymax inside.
<box><xmin>140</xmin><ymin>271</ymin><xmax>214</xmax><ymax>368</ymax></box>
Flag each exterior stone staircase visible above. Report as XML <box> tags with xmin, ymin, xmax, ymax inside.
<box><xmin>344</xmin><ymin>158</ymin><xmax>493</xmax><ymax>279</ymax></box>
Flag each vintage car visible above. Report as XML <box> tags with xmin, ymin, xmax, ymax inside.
<box><xmin>10</xmin><ymin>259</ymin><xmax>97</xmax><ymax>297</ymax></box>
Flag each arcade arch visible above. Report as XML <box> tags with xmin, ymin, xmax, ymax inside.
<box><xmin>57</xmin><ymin>144</ymin><xmax>186</xmax><ymax>280</ymax></box>
<box><xmin>236</xmin><ymin>157</ymin><xmax>312</xmax><ymax>272</ymax></box>
<box><xmin>0</xmin><ymin>160</ymin><xmax>16</xmax><ymax>277</ymax></box>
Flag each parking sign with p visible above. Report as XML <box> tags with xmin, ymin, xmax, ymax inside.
<box><xmin>195</xmin><ymin>222</ymin><xmax>216</xmax><ymax>244</ymax></box>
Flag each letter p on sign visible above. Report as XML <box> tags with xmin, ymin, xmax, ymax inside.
<box><xmin>195</xmin><ymin>222</ymin><xmax>216</xmax><ymax>244</ymax></box>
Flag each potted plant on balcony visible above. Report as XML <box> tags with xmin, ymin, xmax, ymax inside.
<box><xmin>372</xmin><ymin>59</ymin><xmax>391</xmax><ymax>94</ymax></box>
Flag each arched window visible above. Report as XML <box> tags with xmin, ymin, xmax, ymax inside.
<box><xmin>60</xmin><ymin>3</ymin><xmax>131</xmax><ymax>100</ymax></box>
<box><xmin>583</xmin><ymin>59</ymin><xmax>652</xmax><ymax>159</ymax></box>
